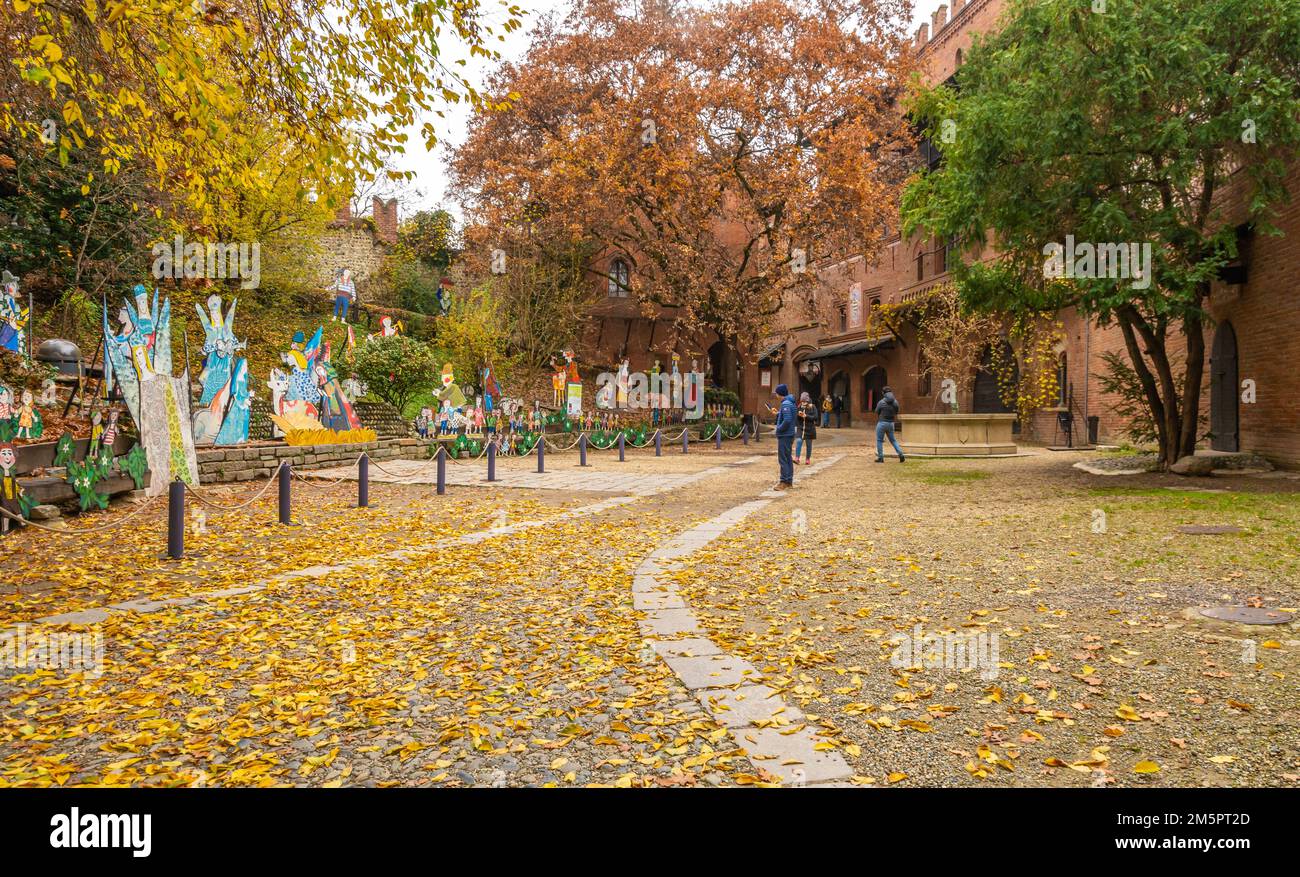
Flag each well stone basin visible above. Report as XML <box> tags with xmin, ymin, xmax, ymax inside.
<box><xmin>898</xmin><ymin>413</ymin><xmax>1018</xmax><ymax>457</ymax></box>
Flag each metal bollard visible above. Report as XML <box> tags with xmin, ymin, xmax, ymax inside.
<box><xmin>358</xmin><ymin>453</ymin><xmax>369</xmax><ymax>508</ymax></box>
<box><xmin>167</xmin><ymin>479</ymin><xmax>185</xmax><ymax>559</ymax></box>
<box><xmin>654</xmin><ymin>429</ymin><xmax>662</xmax><ymax>457</ymax></box>
<box><xmin>617</xmin><ymin>431</ymin><xmax>625</xmax><ymax>462</ymax></box>
<box><xmin>682</xmin><ymin>428</ymin><xmax>689</xmax><ymax>454</ymax></box>
<box><xmin>579</xmin><ymin>434</ymin><xmax>589</xmax><ymax>466</ymax></box>
<box><xmin>436</xmin><ymin>445</ymin><xmax>447</xmax><ymax>495</ymax></box>
<box><xmin>487</xmin><ymin>440</ymin><xmax>497</xmax><ymax>482</ymax></box>
<box><xmin>278</xmin><ymin>461</ymin><xmax>292</xmax><ymax>525</ymax></box>
<box><xmin>715</xmin><ymin>425</ymin><xmax>722</xmax><ymax>449</ymax></box>
<box><xmin>537</xmin><ymin>435</ymin><xmax>545</xmax><ymax>473</ymax></box>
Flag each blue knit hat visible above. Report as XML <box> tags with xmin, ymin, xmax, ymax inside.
<box><xmin>774</xmin><ymin>383</ymin><xmax>789</xmax><ymax>396</ymax></box>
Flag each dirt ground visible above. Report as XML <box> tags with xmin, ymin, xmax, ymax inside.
<box><xmin>1</xmin><ymin>429</ymin><xmax>1296</xmax><ymax>786</ymax></box>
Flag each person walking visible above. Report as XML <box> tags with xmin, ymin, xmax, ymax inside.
<box><xmin>832</xmin><ymin>393</ymin><xmax>844</xmax><ymax>428</ymax></box>
<box><xmin>795</xmin><ymin>392</ymin><xmax>818</xmax><ymax>464</ymax></box>
<box><xmin>874</xmin><ymin>385</ymin><xmax>905</xmax><ymax>463</ymax></box>
<box><xmin>773</xmin><ymin>383</ymin><xmax>796</xmax><ymax>489</ymax></box>
<box><xmin>820</xmin><ymin>394</ymin><xmax>832</xmax><ymax>428</ymax></box>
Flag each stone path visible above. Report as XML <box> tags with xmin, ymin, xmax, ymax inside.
<box><xmin>307</xmin><ymin>456</ymin><xmax>763</xmax><ymax>496</ymax></box>
<box><xmin>632</xmin><ymin>453</ymin><xmax>853</xmax><ymax>787</ymax></box>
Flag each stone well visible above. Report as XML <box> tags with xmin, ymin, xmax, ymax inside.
<box><xmin>897</xmin><ymin>413</ymin><xmax>1018</xmax><ymax>457</ymax></box>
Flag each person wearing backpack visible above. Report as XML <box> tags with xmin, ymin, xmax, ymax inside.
<box><xmin>874</xmin><ymin>386</ymin><xmax>905</xmax><ymax>463</ymax></box>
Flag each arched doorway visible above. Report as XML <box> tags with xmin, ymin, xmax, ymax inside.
<box><xmin>862</xmin><ymin>366</ymin><xmax>887</xmax><ymax>414</ymax></box>
<box><xmin>707</xmin><ymin>340</ymin><xmax>729</xmax><ymax>389</ymax></box>
<box><xmin>973</xmin><ymin>342</ymin><xmax>1017</xmax><ymax>415</ymax></box>
<box><xmin>1210</xmin><ymin>321</ymin><xmax>1239</xmax><ymax>452</ymax></box>
<box><xmin>828</xmin><ymin>369</ymin><xmax>850</xmax><ymax>427</ymax></box>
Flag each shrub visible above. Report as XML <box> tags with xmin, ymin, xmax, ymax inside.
<box><xmin>351</xmin><ymin>334</ymin><xmax>439</xmax><ymax>414</ymax></box>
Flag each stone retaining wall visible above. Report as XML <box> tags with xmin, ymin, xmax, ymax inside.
<box><xmin>196</xmin><ymin>438</ymin><xmax>425</xmax><ymax>484</ymax></box>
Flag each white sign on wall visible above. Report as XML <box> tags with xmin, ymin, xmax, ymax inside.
<box><xmin>848</xmin><ymin>283</ymin><xmax>863</xmax><ymax>328</ymax></box>
<box><xmin>760</xmin><ymin>370</ymin><xmax>771</xmax><ymax>388</ymax></box>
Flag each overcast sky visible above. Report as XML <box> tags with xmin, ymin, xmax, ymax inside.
<box><xmin>393</xmin><ymin>0</ymin><xmax>949</xmax><ymax>220</ymax></box>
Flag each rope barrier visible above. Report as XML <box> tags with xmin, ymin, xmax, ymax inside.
<box><xmin>184</xmin><ymin>471</ymin><xmax>282</xmax><ymax>510</ymax></box>
<box><xmin>2</xmin><ymin>421</ymin><xmax>748</xmax><ymax>541</ymax></box>
<box><xmin>0</xmin><ymin>493</ymin><xmax>160</xmax><ymax>536</ymax></box>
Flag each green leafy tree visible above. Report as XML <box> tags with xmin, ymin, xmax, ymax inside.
<box><xmin>434</xmin><ymin>286</ymin><xmax>513</xmax><ymax>393</ymax></box>
<box><xmin>351</xmin><ymin>334</ymin><xmax>439</xmax><ymax>415</ymax></box>
<box><xmin>902</xmin><ymin>0</ymin><xmax>1300</xmax><ymax>467</ymax></box>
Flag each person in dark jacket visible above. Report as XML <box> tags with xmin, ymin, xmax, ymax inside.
<box><xmin>832</xmin><ymin>393</ymin><xmax>844</xmax><ymax>428</ymax></box>
<box><xmin>772</xmin><ymin>383</ymin><xmax>796</xmax><ymax>488</ymax></box>
<box><xmin>874</xmin><ymin>386</ymin><xmax>905</xmax><ymax>463</ymax></box>
<box><xmin>795</xmin><ymin>391</ymin><xmax>818</xmax><ymax>463</ymax></box>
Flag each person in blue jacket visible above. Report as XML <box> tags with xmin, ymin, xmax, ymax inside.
<box><xmin>773</xmin><ymin>383</ymin><xmax>797</xmax><ymax>489</ymax></box>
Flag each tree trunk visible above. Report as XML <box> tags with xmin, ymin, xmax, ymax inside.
<box><xmin>1177</xmin><ymin>291</ymin><xmax>1209</xmax><ymax>459</ymax></box>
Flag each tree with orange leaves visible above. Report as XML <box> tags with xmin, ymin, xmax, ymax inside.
<box><xmin>450</xmin><ymin>0</ymin><xmax>915</xmax><ymax>360</ymax></box>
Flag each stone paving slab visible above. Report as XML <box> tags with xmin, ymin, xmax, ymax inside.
<box><xmin>696</xmin><ymin>684</ymin><xmax>805</xmax><ymax>728</ymax></box>
<box><xmin>637</xmin><ymin>608</ymin><xmax>702</xmax><ymax>637</ymax></box>
<box><xmin>629</xmin><ymin>453</ymin><xmax>850</xmax><ymax>785</ymax></box>
<box><xmin>648</xmin><ymin>637</ymin><xmax>722</xmax><ymax>658</ymax></box>
<box><xmin>632</xmin><ymin>592</ymin><xmax>685</xmax><ymax>610</ymax></box>
<box><xmin>661</xmin><ymin>653</ymin><xmax>758</xmax><ymax>689</ymax></box>
<box><xmin>35</xmin><ymin>608</ymin><xmax>113</xmax><ymax>626</ymax></box>
<box><xmin>111</xmin><ymin>597</ymin><xmax>199</xmax><ymax>614</ymax></box>
<box><xmin>736</xmin><ymin>727</ymin><xmax>853</xmax><ymax>785</ymax></box>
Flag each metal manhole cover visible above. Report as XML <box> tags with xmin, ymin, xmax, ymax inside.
<box><xmin>1200</xmin><ymin>606</ymin><xmax>1291</xmax><ymax>625</ymax></box>
<box><xmin>1177</xmin><ymin>525</ymin><xmax>1243</xmax><ymax>535</ymax></box>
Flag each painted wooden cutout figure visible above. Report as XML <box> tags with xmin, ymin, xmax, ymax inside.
<box><xmin>103</xmin><ymin>284</ymin><xmax>173</xmax><ymax>427</ymax></box>
<box><xmin>0</xmin><ymin>271</ymin><xmax>28</xmax><ymax>356</ymax></box>
<box><xmin>313</xmin><ymin>343</ymin><xmax>361</xmax><ymax>433</ymax></box>
<box><xmin>15</xmin><ymin>389</ymin><xmax>42</xmax><ymax>439</ymax></box>
<box><xmin>269</xmin><ymin>328</ymin><xmax>325</xmax><ymax>434</ymax></box>
<box><xmin>0</xmin><ymin>442</ymin><xmax>32</xmax><ymax>528</ymax></box>
<box><xmin>368</xmin><ymin>315</ymin><xmax>402</xmax><ymax>342</ymax></box>
<box><xmin>102</xmin><ymin>284</ymin><xmax>197</xmax><ymax>497</ymax></box>
<box><xmin>193</xmin><ymin>294</ymin><xmax>250</xmax><ymax>445</ymax></box>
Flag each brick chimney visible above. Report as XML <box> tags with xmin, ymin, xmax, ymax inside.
<box><xmin>952</xmin><ymin>0</ymin><xmax>965</xmax><ymax>17</ymax></box>
<box><xmin>334</xmin><ymin>201</ymin><xmax>352</xmax><ymax>223</ymax></box>
<box><xmin>372</xmin><ymin>196</ymin><xmax>398</xmax><ymax>245</ymax></box>
<box><xmin>916</xmin><ymin>22</ymin><xmax>929</xmax><ymax>47</ymax></box>
<box><xmin>933</xmin><ymin>4</ymin><xmax>948</xmax><ymax>33</ymax></box>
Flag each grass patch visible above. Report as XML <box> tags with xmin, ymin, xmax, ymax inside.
<box><xmin>906</xmin><ymin>469</ymin><xmax>992</xmax><ymax>486</ymax></box>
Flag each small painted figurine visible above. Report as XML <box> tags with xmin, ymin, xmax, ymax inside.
<box><xmin>15</xmin><ymin>389</ymin><xmax>41</xmax><ymax>439</ymax></box>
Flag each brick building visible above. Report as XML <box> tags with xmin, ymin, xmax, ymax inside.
<box><xmin>752</xmin><ymin>0</ymin><xmax>1300</xmax><ymax>467</ymax></box>
<box><xmin>576</xmin><ymin>248</ymin><xmax>742</xmax><ymax>400</ymax></box>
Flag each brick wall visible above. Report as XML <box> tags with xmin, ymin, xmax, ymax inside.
<box><xmin>195</xmin><ymin>438</ymin><xmax>419</xmax><ymax>484</ymax></box>
<box><xmin>760</xmin><ymin>0</ymin><xmax>1300</xmax><ymax>467</ymax></box>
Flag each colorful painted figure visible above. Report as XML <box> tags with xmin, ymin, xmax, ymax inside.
<box><xmin>15</xmin><ymin>389</ymin><xmax>41</xmax><ymax>439</ymax></box>
<box><xmin>0</xmin><ymin>441</ymin><xmax>32</xmax><ymax>526</ymax></box>
<box><xmin>103</xmin><ymin>284</ymin><xmax>173</xmax><ymax>426</ymax></box>
<box><xmin>193</xmin><ymin>294</ymin><xmax>249</xmax><ymax>445</ymax></box>
<box><xmin>215</xmin><ymin>359</ymin><xmax>251</xmax><ymax>445</ymax></box>
<box><xmin>0</xmin><ymin>272</ymin><xmax>28</xmax><ymax>356</ymax></box>
<box><xmin>313</xmin><ymin>343</ymin><xmax>361</xmax><ymax>433</ymax></box>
